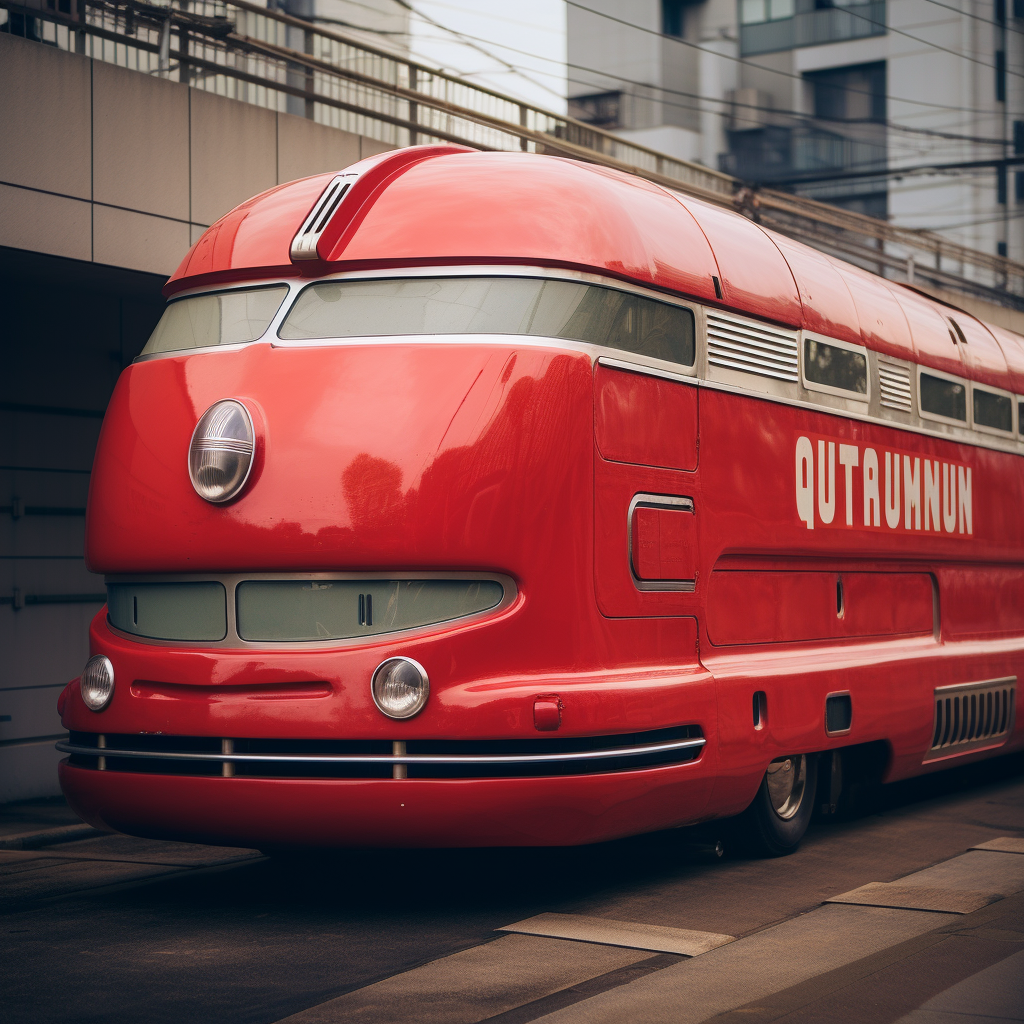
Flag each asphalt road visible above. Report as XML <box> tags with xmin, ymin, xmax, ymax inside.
<box><xmin>2</xmin><ymin>753</ymin><xmax>1023</xmax><ymax>1024</ymax></box>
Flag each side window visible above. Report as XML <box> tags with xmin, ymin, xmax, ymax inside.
<box><xmin>973</xmin><ymin>387</ymin><xmax>1013</xmax><ymax>433</ymax></box>
<box><xmin>920</xmin><ymin>371</ymin><xmax>968</xmax><ymax>423</ymax></box>
<box><xmin>803</xmin><ymin>336</ymin><xmax>868</xmax><ymax>399</ymax></box>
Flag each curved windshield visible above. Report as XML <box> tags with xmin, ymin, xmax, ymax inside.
<box><xmin>278</xmin><ymin>276</ymin><xmax>696</xmax><ymax>366</ymax></box>
<box><xmin>141</xmin><ymin>285</ymin><xmax>289</xmax><ymax>356</ymax></box>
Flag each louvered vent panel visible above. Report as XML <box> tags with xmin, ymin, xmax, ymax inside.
<box><xmin>290</xmin><ymin>175</ymin><xmax>354</xmax><ymax>261</ymax></box>
<box><xmin>926</xmin><ymin>679</ymin><xmax>1016</xmax><ymax>760</ymax></box>
<box><xmin>707</xmin><ymin>312</ymin><xmax>798</xmax><ymax>383</ymax></box>
<box><xmin>879</xmin><ymin>363</ymin><xmax>913</xmax><ymax>412</ymax></box>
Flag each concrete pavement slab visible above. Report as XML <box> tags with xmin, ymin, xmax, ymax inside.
<box><xmin>272</xmin><ymin>934</ymin><xmax>656</xmax><ymax>1024</ymax></box>
<box><xmin>826</xmin><ymin>882</ymin><xmax>1002</xmax><ymax>913</ymax></box>
<box><xmin>498</xmin><ymin>913</ymin><xmax>734</xmax><ymax>956</ymax></box>
<box><xmin>893</xmin><ymin>949</ymin><xmax>1024</xmax><ymax>1024</ymax></box>
<box><xmin>527</xmin><ymin>904</ymin><xmax>960</xmax><ymax>1024</ymax></box>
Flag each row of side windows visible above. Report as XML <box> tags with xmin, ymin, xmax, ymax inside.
<box><xmin>798</xmin><ymin>334</ymin><xmax>1022</xmax><ymax>440</ymax></box>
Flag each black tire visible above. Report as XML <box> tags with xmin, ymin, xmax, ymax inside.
<box><xmin>737</xmin><ymin>753</ymin><xmax>818</xmax><ymax>858</ymax></box>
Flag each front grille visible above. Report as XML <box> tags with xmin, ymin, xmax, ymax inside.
<box><xmin>707</xmin><ymin>311</ymin><xmax>799</xmax><ymax>383</ymax></box>
<box><xmin>879</xmin><ymin>362</ymin><xmax>913</xmax><ymax>412</ymax></box>
<box><xmin>926</xmin><ymin>678</ymin><xmax>1016</xmax><ymax>760</ymax></box>
<box><xmin>60</xmin><ymin>726</ymin><xmax>705</xmax><ymax>779</ymax></box>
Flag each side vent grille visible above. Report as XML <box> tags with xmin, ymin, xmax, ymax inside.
<box><xmin>707</xmin><ymin>311</ymin><xmax>798</xmax><ymax>383</ymax></box>
<box><xmin>879</xmin><ymin>362</ymin><xmax>913</xmax><ymax>412</ymax></box>
<box><xmin>290</xmin><ymin>174</ymin><xmax>356</xmax><ymax>261</ymax></box>
<box><xmin>926</xmin><ymin>678</ymin><xmax>1016</xmax><ymax>760</ymax></box>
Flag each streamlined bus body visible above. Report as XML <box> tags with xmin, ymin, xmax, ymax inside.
<box><xmin>57</xmin><ymin>146</ymin><xmax>1023</xmax><ymax>852</ymax></box>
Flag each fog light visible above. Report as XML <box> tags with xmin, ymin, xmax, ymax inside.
<box><xmin>371</xmin><ymin>657</ymin><xmax>429</xmax><ymax>719</ymax></box>
<box><xmin>81</xmin><ymin>656</ymin><xmax>115</xmax><ymax>712</ymax></box>
<box><xmin>188</xmin><ymin>399</ymin><xmax>255</xmax><ymax>503</ymax></box>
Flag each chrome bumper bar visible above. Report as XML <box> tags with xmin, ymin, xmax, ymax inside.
<box><xmin>56</xmin><ymin>736</ymin><xmax>705</xmax><ymax>766</ymax></box>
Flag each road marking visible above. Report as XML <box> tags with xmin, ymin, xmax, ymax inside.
<box><xmin>271</xmin><ymin>934</ymin><xmax>655</xmax><ymax>1024</ymax></box>
<box><xmin>972</xmin><ymin>837</ymin><xmax>1024</xmax><ymax>855</ymax></box>
<box><xmin>497</xmin><ymin>913</ymin><xmax>734</xmax><ymax>956</ymax></box>
<box><xmin>825</xmin><ymin>882</ymin><xmax>1001</xmax><ymax>914</ymax></box>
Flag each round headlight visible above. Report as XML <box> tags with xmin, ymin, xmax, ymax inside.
<box><xmin>371</xmin><ymin>658</ymin><xmax>429</xmax><ymax>719</ymax></box>
<box><xmin>188</xmin><ymin>400</ymin><xmax>255</xmax><ymax>504</ymax></box>
<box><xmin>81</xmin><ymin>656</ymin><xmax>115</xmax><ymax>712</ymax></box>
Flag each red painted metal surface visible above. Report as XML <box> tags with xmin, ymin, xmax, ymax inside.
<box><xmin>63</xmin><ymin>147</ymin><xmax>1024</xmax><ymax>849</ymax></box>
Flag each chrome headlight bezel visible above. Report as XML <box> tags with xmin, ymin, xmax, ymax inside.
<box><xmin>371</xmin><ymin>657</ymin><xmax>430</xmax><ymax>720</ymax></box>
<box><xmin>80</xmin><ymin>655</ymin><xmax>115</xmax><ymax>712</ymax></box>
<box><xmin>188</xmin><ymin>399</ymin><xmax>256</xmax><ymax>504</ymax></box>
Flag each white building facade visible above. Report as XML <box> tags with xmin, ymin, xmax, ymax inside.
<box><xmin>568</xmin><ymin>0</ymin><xmax>1023</xmax><ymax>259</ymax></box>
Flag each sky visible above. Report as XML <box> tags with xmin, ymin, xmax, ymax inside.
<box><xmin>409</xmin><ymin>0</ymin><xmax>568</xmax><ymax>113</ymax></box>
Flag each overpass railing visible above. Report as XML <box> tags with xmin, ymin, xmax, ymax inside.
<box><xmin>3</xmin><ymin>0</ymin><xmax>1023</xmax><ymax>307</ymax></box>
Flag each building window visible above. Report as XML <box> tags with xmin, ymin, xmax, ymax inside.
<box><xmin>567</xmin><ymin>92</ymin><xmax>623</xmax><ymax>129</ymax></box>
<box><xmin>663</xmin><ymin>0</ymin><xmax>685</xmax><ymax>35</ymax></box>
<box><xmin>740</xmin><ymin>0</ymin><xmax>795</xmax><ymax>24</ymax></box>
<box><xmin>1015</xmin><ymin>171</ymin><xmax>1024</xmax><ymax>202</ymax></box>
<box><xmin>998</xmin><ymin>241</ymin><xmax>1009</xmax><ymax>257</ymax></box>
<box><xmin>996</xmin><ymin>50</ymin><xmax>1007</xmax><ymax>102</ymax></box>
<box><xmin>807</xmin><ymin>62</ymin><xmax>886</xmax><ymax>124</ymax></box>
<box><xmin>998</xmin><ymin>165</ymin><xmax>1008</xmax><ymax>205</ymax></box>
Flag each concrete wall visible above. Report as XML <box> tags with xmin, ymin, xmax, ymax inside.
<box><xmin>0</xmin><ymin>31</ymin><xmax>393</xmax><ymax>803</ymax></box>
<box><xmin>0</xmin><ymin>31</ymin><xmax>393</xmax><ymax>279</ymax></box>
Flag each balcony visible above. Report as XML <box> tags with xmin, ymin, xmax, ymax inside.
<box><xmin>740</xmin><ymin>1</ymin><xmax>886</xmax><ymax>56</ymax></box>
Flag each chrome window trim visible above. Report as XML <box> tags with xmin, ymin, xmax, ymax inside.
<box><xmin>104</xmin><ymin>571</ymin><xmax>518</xmax><ymax>650</ymax></box>
<box><xmin>918</xmin><ymin>365</ymin><xmax>971</xmax><ymax>428</ymax></box>
<box><xmin>56</xmin><ymin>735</ymin><xmax>706</xmax><ymax>767</ymax></box>
<box><xmin>133</xmin><ymin>279</ymin><xmax>302</xmax><ymax>364</ymax></box>
<box><xmin>800</xmin><ymin>332</ymin><xmax>870</xmax><ymax>404</ymax></box>
<box><xmin>627</xmin><ymin>493</ymin><xmax>696</xmax><ymax>593</ymax></box>
<box><xmin>597</xmin><ymin>355</ymin><xmax>696</xmax><ymax>384</ymax></box>
<box><xmin>971</xmin><ymin>381</ymin><xmax>1016</xmax><ymax>439</ymax></box>
<box><xmin>137</xmin><ymin>266</ymin><xmax>1024</xmax><ymax>458</ymax></box>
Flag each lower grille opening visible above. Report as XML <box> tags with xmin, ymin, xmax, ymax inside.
<box><xmin>63</xmin><ymin>725</ymin><xmax>704</xmax><ymax>779</ymax></box>
<box><xmin>926</xmin><ymin>678</ymin><xmax>1016</xmax><ymax>760</ymax></box>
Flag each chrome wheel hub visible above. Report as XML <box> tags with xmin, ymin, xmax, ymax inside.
<box><xmin>766</xmin><ymin>754</ymin><xmax>807</xmax><ymax>820</ymax></box>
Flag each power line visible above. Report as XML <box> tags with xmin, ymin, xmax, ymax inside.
<box><xmin>424</xmin><ymin>23</ymin><xmax>1012</xmax><ymax>147</ymax></box>
<box><xmin>390</xmin><ymin>0</ymin><xmax>566</xmax><ymax>102</ymax></box>
<box><xmin>563</xmin><ymin>0</ymin><xmax>1021</xmax><ymax>116</ymax></box>
<box><xmin>921</xmin><ymin>0</ymin><xmax>1024</xmax><ymax>38</ymax></box>
<box><xmin>767</xmin><ymin>153</ymin><xmax>1024</xmax><ymax>186</ymax></box>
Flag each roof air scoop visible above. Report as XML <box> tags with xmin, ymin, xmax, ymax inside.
<box><xmin>290</xmin><ymin>173</ymin><xmax>358</xmax><ymax>261</ymax></box>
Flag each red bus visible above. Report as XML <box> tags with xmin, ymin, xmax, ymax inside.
<box><xmin>57</xmin><ymin>145</ymin><xmax>1023</xmax><ymax>855</ymax></box>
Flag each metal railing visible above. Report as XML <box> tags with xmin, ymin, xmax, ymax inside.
<box><xmin>3</xmin><ymin>0</ymin><xmax>1023</xmax><ymax>307</ymax></box>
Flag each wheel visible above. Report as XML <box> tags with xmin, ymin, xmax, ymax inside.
<box><xmin>737</xmin><ymin>753</ymin><xmax>818</xmax><ymax>857</ymax></box>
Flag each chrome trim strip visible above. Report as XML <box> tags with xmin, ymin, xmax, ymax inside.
<box><xmin>103</xmin><ymin>570</ymin><xmax>519</xmax><ymax>650</ymax></box>
<box><xmin>597</xmin><ymin>356</ymin><xmax>695</xmax><ymax>384</ymax></box>
<box><xmin>56</xmin><ymin>736</ymin><xmax>706</xmax><ymax>766</ymax></box>
<box><xmin>290</xmin><ymin>174</ymin><xmax>357</xmax><ymax>261</ymax></box>
<box><xmin>627</xmin><ymin>493</ymin><xmax>697</xmax><ymax>593</ymax></box>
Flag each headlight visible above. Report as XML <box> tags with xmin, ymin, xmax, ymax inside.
<box><xmin>80</xmin><ymin>656</ymin><xmax>115</xmax><ymax>712</ymax></box>
<box><xmin>371</xmin><ymin>657</ymin><xmax>429</xmax><ymax>719</ymax></box>
<box><xmin>188</xmin><ymin>399</ymin><xmax>255</xmax><ymax>503</ymax></box>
